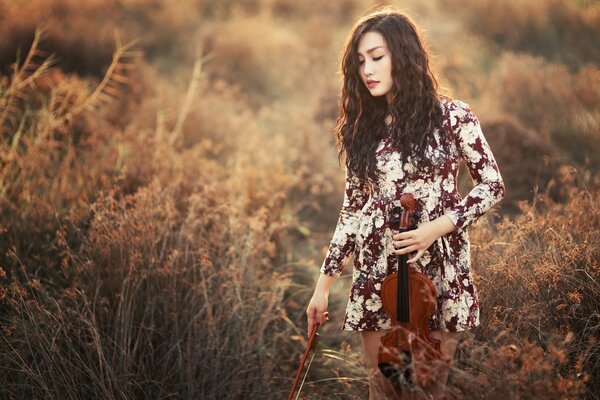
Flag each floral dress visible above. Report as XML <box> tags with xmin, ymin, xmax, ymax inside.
<box><xmin>320</xmin><ymin>97</ymin><xmax>506</xmax><ymax>332</ymax></box>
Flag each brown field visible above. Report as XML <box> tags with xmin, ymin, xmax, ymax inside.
<box><xmin>0</xmin><ymin>0</ymin><xmax>599</xmax><ymax>398</ymax></box>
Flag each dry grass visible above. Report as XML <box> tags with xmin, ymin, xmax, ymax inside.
<box><xmin>0</xmin><ymin>0</ymin><xmax>599</xmax><ymax>399</ymax></box>
<box><xmin>0</xmin><ymin>17</ymin><xmax>304</xmax><ymax>398</ymax></box>
<box><xmin>447</xmin><ymin>178</ymin><xmax>599</xmax><ymax>398</ymax></box>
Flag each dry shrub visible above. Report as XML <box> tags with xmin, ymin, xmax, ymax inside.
<box><xmin>488</xmin><ymin>52</ymin><xmax>600</xmax><ymax>170</ymax></box>
<box><xmin>284</xmin><ymin>340</ymin><xmax>370</xmax><ymax>400</ymax></box>
<box><xmin>442</xmin><ymin>0</ymin><xmax>600</xmax><ymax>68</ymax></box>
<box><xmin>1</xmin><ymin>176</ymin><xmax>293</xmax><ymax>399</ymax></box>
<box><xmin>479</xmin><ymin>117</ymin><xmax>565</xmax><ymax>210</ymax></box>
<box><xmin>0</xmin><ymin>12</ymin><xmax>345</xmax><ymax>397</ymax></box>
<box><xmin>458</xmin><ymin>180</ymin><xmax>600</xmax><ymax>398</ymax></box>
<box><xmin>0</xmin><ymin>32</ymin><xmax>143</xmax><ymax>291</ymax></box>
<box><xmin>197</xmin><ymin>0</ymin><xmax>263</xmax><ymax>19</ymax></box>
<box><xmin>172</xmin><ymin>79</ymin><xmax>257</xmax><ymax>159</ymax></box>
<box><xmin>0</xmin><ymin>0</ymin><xmax>205</xmax><ymax>77</ymax></box>
<box><xmin>270</xmin><ymin>0</ymin><xmax>363</xmax><ymax>23</ymax></box>
<box><xmin>0</xmin><ymin>0</ymin><xmax>119</xmax><ymax>77</ymax></box>
<box><xmin>202</xmin><ymin>14</ymin><xmax>312</xmax><ymax>106</ymax></box>
<box><xmin>450</xmin><ymin>333</ymin><xmax>587</xmax><ymax>399</ymax></box>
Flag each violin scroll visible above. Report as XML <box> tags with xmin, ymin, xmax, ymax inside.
<box><xmin>388</xmin><ymin>193</ymin><xmax>421</xmax><ymax>232</ymax></box>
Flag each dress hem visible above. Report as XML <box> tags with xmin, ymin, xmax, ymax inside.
<box><xmin>342</xmin><ymin>323</ymin><xmax>480</xmax><ymax>334</ymax></box>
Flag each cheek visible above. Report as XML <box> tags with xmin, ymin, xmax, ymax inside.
<box><xmin>358</xmin><ymin>68</ymin><xmax>365</xmax><ymax>79</ymax></box>
<box><xmin>384</xmin><ymin>60</ymin><xmax>393</xmax><ymax>80</ymax></box>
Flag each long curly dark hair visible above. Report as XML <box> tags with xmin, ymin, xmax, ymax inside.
<box><xmin>336</xmin><ymin>6</ymin><xmax>447</xmax><ymax>183</ymax></box>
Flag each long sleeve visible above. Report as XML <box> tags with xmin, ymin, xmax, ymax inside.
<box><xmin>320</xmin><ymin>165</ymin><xmax>370</xmax><ymax>278</ymax></box>
<box><xmin>444</xmin><ymin>100</ymin><xmax>506</xmax><ymax>232</ymax></box>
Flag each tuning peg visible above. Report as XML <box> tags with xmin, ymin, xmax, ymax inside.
<box><xmin>388</xmin><ymin>206</ymin><xmax>403</xmax><ymax>230</ymax></box>
<box><xmin>388</xmin><ymin>215</ymin><xmax>400</xmax><ymax>230</ymax></box>
<box><xmin>408</xmin><ymin>211</ymin><xmax>421</xmax><ymax>230</ymax></box>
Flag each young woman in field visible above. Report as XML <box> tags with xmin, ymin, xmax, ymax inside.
<box><xmin>305</xmin><ymin>7</ymin><xmax>506</xmax><ymax>400</ymax></box>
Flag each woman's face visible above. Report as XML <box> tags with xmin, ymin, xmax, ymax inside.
<box><xmin>357</xmin><ymin>30</ymin><xmax>393</xmax><ymax>103</ymax></box>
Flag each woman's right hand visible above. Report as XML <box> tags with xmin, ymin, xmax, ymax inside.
<box><xmin>306</xmin><ymin>293</ymin><xmax>329</xmax><ymax>337</ymax></box>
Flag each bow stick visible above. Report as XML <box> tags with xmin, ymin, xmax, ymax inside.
<box><xmin>287</xmin><ymin>312</ymin><xmax>328</xmax><ymax>400</ymax></box>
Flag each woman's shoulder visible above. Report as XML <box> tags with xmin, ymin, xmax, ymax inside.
<box><xmin>439</xmin><ymin>95</ymin><xmax>478</xmax><ymax>124</ymax></box>
<box><xmin>439</xmin><ymin>95</ymin><xmax>472</xmax><ymax>114</ymax></box>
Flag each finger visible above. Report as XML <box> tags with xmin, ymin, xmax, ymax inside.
<box><xmin>392</xmin><ymin>232</ymin><xmax>411</xmax><ymax>241</ymax></box>
<box><xmin>315</xmin><ymin>311</ymin><xmax>330</xmax><ymax>328</ymax></box>
<box><xmin>306</xmin><ymin>307</ymin><xmax>316</xmax><ymax>336</ymax></box>
<box><xmin>396</xmin><ymin>244</ymin><xmax>418</xmax><ymax>255</ymax></box>
<box><xmin>393</xmin><ymin>239</ymin><xmax>414</xmax><ymax>249</ymax></box>
<box><xmin>307</xmin><ymin>318</ymin><xmax>315</xmax><ymax>337</ymax></box>
<box><xmin>316</xmin><ymin>312</ymin><xmax>324</xmax><ymax>324</ymax></box>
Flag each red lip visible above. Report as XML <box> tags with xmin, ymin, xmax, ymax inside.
<box><xmin>367</xmin><ymin>80</ymin><xmax>379</xmax><ymax>88</ymax></box>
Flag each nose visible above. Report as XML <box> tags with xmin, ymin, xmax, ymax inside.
<box><xmin>362</xmin><ymin>59</ymin><xmax>375</xmax><ymax>77</ymax></box>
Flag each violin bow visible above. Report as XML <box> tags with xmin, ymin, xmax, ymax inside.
<box><xmin>288</xmin><ymin>312</ymin><xmax>328</xmax><ymax>400</ymax></box>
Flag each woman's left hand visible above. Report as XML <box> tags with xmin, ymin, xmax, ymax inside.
<box><xmin>392</xmin><ymin>219</ymin><xmax>442</xmax><ymax>264</ymax></box>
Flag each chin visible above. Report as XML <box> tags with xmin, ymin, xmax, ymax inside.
<box><xmin>368</xmin><ymin>87</ymin><xmax>390</xmax><ymax>97</ymax></box>
<box><xmin>370</xmin><ymin>90</ymin><xmax>386</xmax><ymax>97</ymax></box>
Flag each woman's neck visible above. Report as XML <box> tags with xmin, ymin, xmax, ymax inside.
<box><xmin>384</xmin><ymin>114</ymin><xmax>393</xmax><ymax>127</ymax></box>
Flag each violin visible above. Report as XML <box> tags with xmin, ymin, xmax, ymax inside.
<box><xmin>378</xmin><ymin>193</ymin><xmax>444</xmax><ymax>393</ymax></box>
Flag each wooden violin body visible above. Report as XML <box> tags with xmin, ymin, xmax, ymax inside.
<box><xmin>378</xmin><ymin>193</ymin><xmax>444</xmax><ymax>391</ymax></box>
<box><xmin>378</xmin><ymin>266</ymin><xmax>442</xmax><ymax>388</ymax></box>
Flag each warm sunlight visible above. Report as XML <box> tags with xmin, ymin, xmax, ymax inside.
<box><xmin>0</xmin><ymin>0</ymin><xmax>598</xmax><ymax>399</ymax></box>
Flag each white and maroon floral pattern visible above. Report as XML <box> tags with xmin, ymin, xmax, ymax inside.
<box><xmin>321</xmin><ymin>97</ymin><xmax>506</xmax><ymax>332</ymax></box>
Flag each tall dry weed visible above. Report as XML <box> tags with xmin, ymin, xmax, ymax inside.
<box><xmin>0</xmin><ymin>29</ymin><xmax>141</xmax><ymax>282</ymax></box>
<box><xmin>0</xmin><ymin>10</ymin><xmax>342</xmax><ymax>397</ymax></box>
<box><xmin>1</xmin><ymin>177</ymin><xmax>294</xmax><ymax>399</ymax></box>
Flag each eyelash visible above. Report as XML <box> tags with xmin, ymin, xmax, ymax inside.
<box><xmin>359</xmin><ymin>56</ymin><xmax>383</xmax><ymax>65</ymax></box>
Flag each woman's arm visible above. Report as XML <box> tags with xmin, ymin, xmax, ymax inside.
<box><xmin>306</xmin><ymin>165</ymin><xmax>369</xmax><ymax>335</ymax></box>
<box><xmin>319</xmin><ymin>166</ymin><xmax>370</xmax><ymax>277</ymax></box>
<box><xmin>394</xmin><ymin>101</ymin><xmax>505</xmax><ymax>262</ymax></box>
<box><xmin>443</xmin><ymin>100</ymin><xmax>506</xmax><ymax>232</ymax></box>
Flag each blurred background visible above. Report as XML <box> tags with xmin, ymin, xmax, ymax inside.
<box><xmin>0</xmin><ymin>0</ymin><xmax>599</xmax><ymax>398</ymax></box>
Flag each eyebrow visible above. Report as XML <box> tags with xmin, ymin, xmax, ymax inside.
<box><xmin>357</xmin><ymin>46</ymin><xmax>383</xmax><ymax>56</ymax></box>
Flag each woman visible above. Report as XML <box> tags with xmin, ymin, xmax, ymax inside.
<box><xmin>305</xmin><ymin>7</ymin><xmax>506</xmax><ymax>400</ymax></box>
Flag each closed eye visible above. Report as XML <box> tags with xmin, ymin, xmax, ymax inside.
<box><xmin>358</xmin><ymin>56</ymin><xmax>384</xmax><ymax>65</ymax></box>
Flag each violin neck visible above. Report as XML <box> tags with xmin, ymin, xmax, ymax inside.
<box><xmin>397</xmin><ymin>253</ymin><xmax>410</xmax><ymax>322</ymax></box>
